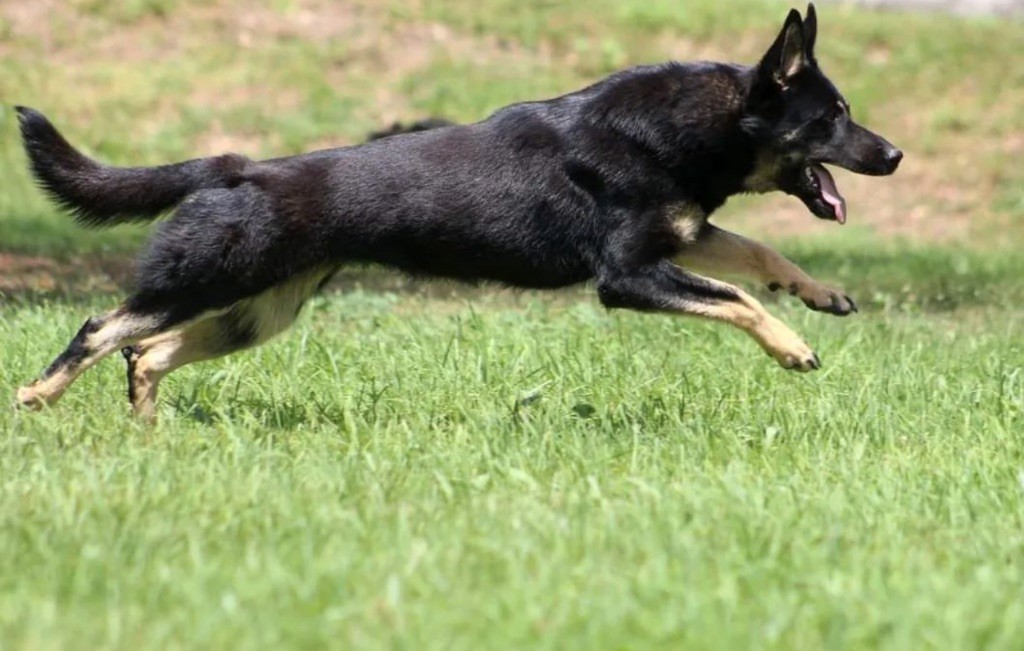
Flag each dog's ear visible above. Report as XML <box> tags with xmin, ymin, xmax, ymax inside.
<box><xmin>758</xmin><ymin>8</ymin><xmax>808</xmax><ymax>88</ymax></box>
<box><xmin>804</xmin><ymin>3</ymin><xmax>818</xmax><ymax>60</ymax></box>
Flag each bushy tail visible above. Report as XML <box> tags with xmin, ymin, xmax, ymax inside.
<box><xmin>15</xmin><ymin>106</ymin><xmax>251</xmax><ymax>227</ymax></box>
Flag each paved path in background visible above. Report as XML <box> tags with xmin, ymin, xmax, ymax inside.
<box><xmin>829</xmin><ymin>0</ymin><xmax>1024</xmax><ymax>15</ymax></box>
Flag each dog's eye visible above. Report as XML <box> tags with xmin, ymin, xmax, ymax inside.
<box><xmin>830</xmin><ymin>102</ymin><xmax>847</xmax><ymax>121</ymax></box>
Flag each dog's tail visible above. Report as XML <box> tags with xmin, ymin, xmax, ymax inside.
<box><xmin>367</xmin><ymin>117</ymin><xmax>455</xmax><ymax>141</ymax></box>
<box><xmin>15</xmin><ymin>106</ymin><xmax>251</xmax><ymax>227</ymax></box>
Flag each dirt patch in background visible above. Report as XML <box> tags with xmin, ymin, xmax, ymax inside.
<box><xmin>0</xmin><ymin>253</ymin><xmax>131</xmax><ymax>298</ymax></box>
<box><xmin>0</xmin><ymin>0</ymin><xmax>524</xmax><ymax>150</ymax></box>
<box><xmin>0</xmin><ymin>253</ymin><xmax>571</xmax><ymax>303</ymax></box>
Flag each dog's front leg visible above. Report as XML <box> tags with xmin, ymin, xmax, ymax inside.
<box><xmin>676</xmin><ymin>225</ymin><xmax>856</xmax><ymax>316</ymax></box>
<box><xmin>597</xmin><ymin>260</ymin><xmax>820</xmax><ymax>371</ymax></box>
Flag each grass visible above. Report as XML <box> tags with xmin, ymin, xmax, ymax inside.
<box><xmin>2</xmin><ymin>258</ymin><xmax>1024</xmax><ymax>649</ymax></box>
<box><xmin>2</xmin><ymin>0</ymin><xmax>1024</xmax><ymax>648</ymax></box>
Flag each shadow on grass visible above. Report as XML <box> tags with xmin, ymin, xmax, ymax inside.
<box><xmin>170</xmin><ymin>391</ymin><xmax>352</xmax><ymax>431</ymax></box>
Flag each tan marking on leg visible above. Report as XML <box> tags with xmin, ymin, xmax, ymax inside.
<box><xmin>128</xmin><ymin>333</ymin><xmax>179</xmax><ymax>423</ymax></box>
<box><xmin>128</xmin><ymin>320</ymin><xmax>227</xmax><ymax>422</ymax></box>
<box><xmin>670</xmin><ymin>273</ymin><xmax>819</xmax><ymax>372</ymax></box>
<box><xmin>16</xmin><ymin>370</ymin><xmax>73</xmax><ymax>410</ymax></box>
<box><xmin>675</xmin><ymin>225</ymin><xmax>856</xmax><ymax>315</ymax></box>
<box><xmin>16</xmin><ymin>308</ymin><xmax>163</xmax><ymax>410</ymax></box>
<box><xmin>126</xmin><ymin>270</ymin><xmax>329</xmax><ymax>421</ymax></box>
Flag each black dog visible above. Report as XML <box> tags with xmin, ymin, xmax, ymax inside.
<box><xmin>16</xmin><ymin>4</ymin><xmax>900</xmax><ymax>421</ymax></box>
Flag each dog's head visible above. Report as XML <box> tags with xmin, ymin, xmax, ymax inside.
<box><xmin>742</xmin><ymin>4</ymin><xmax>902</xmax><ymax>223</ymax></box>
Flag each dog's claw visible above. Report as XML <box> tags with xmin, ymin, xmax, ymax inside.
<box><xmin>777</xmin><ymin>352</ymin><xmax>819</xmax><ymax>372</ymax></box>
<box><xmin>791</xmin><ymin>351</ymin><xmax>819</xmax><ymax>372</ymax></box>
<box><xmin>788</xmin><ymin>351</ymin><xmax>820</xmax><ymax>372</ymax></box>
<box><xmin>804</xmin><ymin>290</ymin><xmax>857</xmax><ymax>316</ymax></box>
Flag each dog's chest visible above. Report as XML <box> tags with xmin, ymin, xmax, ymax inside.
<box><xmin>666</xmin><ymin>202</ymin><xmax>707</xmax><ymax>244</ymax></box>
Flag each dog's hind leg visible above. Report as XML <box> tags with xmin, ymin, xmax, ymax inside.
<box><xmin>123</xmin><ymin>317</ymin><xmax>240</xmax><ymax>423</ymax></box>
<box><xmin>16</xmin><ymin>305</ymin><xmax>172</xmax><ymax>409</ymax></box>
<box><xmin>675</xmin><ymin>225</ymin><xmax>856</xmax><ymax>316</ymax></box>
<box><xmin>123</xmin><ymin>268</ymin><xmax>332</xmax><ymax>421</ymax></box>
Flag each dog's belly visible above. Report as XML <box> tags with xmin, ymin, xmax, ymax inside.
<box><xmin>373</xmin><ymin>241</ymin><xmax>593</xmax><ymax>289</ymax></box>
<box><xmin>324</xmin><ymin>198</ymin><xmax>597</xmax><ymax>289</ymax></box>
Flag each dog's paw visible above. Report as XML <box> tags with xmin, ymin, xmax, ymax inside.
<box><xmin>776</xmin><ymin>347</ymin><xmax>821</xmax><ymax>372</ymax></box>
<box><xmin>15</xmin><ymin>383</ymin><xmax>47</xmax><ymax>410</ymax></box>
<box><xmin>802</xmin><ymin>288</ymin><xmax>857</xmax><ymax>316</ymax></box>
<box><xmin>754</xmin><ymin>316</ymin><xmax>821</xmax><ymax>373</ymax></box>
<box><xmin>768</xmin><ymin>336</ymin><xmax>820</xmax><ymax>372</ymax></box>
<box><xmin>769</xmin><ymin>281</ymin><xmax>856</xmax><ymax>316</ymax></box>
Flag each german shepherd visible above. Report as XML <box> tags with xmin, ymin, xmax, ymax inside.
<box><xmin>15</xmin><ymin>4</ymin><xmax>901</xmax><ymax>421</ymax></box>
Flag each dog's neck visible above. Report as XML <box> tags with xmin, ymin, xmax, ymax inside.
<box><xmin>583</xmin><ymin>62</ymin><xmax>763</xmax><ymax>214</ymax></box>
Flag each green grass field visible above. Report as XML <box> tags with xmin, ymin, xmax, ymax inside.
<box><xmin>2</xmin><ymin>0</ymin><xmax>1023</xmax><ymax>649</ymax></box>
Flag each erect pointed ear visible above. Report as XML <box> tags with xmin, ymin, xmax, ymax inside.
<box><xmin>804</xmin><ymin>3</ymin><xmax>818</xmax><ymax>59</ymax></box>
<box><xmin>758</xmin><ymin>8</ymin><xmax>808</xmax><ymax>87</ymax></box>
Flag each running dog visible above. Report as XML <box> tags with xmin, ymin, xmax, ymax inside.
<box><xmin>15</xmin><ymin>4</ymin><xmax>901</xmax><ymax>420</ymax></box>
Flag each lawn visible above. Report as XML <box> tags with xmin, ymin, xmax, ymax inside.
<box><xmin>3</xmin><ymin>255</ymin><xmax>1024</xmax><ymax>649</ymax></box>
<box><xmin>2</xmin><ymin>0</ymin><xmax>1023</xmax><ymax>649</ymax></box>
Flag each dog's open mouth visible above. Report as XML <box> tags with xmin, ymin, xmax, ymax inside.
<box><xmin>805</xmin><ymin>164</ymin><xmax>847</xmax><ymax>224</ymax></box>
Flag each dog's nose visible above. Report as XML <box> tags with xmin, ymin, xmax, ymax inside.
<box><xmin>884</xmin><ymin>147</ymin><xmax>903</xmax><ymax>172</ymax></box>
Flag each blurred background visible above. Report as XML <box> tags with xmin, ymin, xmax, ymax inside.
<box><xmin>0</xmin><ymin>0</ymin><xmax>1021</xmax><ymax>297</ymax></box>
<box><xmin>2</xmin><ymin>6</ymin><xmax>1023</xmax><ymax>646</ymax></box>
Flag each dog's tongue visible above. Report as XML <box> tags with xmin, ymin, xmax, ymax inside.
<box><xmin>811</xmin><ymin>164</ymin><xmax>847</xmax><ymax>224</ymax></box>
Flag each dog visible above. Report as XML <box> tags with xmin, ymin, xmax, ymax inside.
<box><xmin>15</xmin><ymin>4</ymin><xmax>901</xmax><ymax>421</ymax></box>
<box><xmin>367</xmin><ymin>117</ymin><xmax>457</xmax><ymax>142</ymax></box>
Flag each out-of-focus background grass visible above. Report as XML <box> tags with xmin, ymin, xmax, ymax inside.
<box><xmin>2</xmin><ymin>2</ymin><xmax>1023</xmax><ymax>650</ymax></box>
<box><xmin>1</xmin><ymin>0</ymin><xmax>1022</xmax><ymax>264</ymax></box>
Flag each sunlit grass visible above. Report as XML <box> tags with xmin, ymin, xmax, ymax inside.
<box><xmin>2</xmin><ymin>248</ymin><xmax>1024</xmax><ymax>649</ymax></box>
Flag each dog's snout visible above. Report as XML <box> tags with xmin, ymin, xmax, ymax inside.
<box><xmin>884</xmin><ymin>147</ymin><xmax>903</xmax><ymax>172</ymax></box>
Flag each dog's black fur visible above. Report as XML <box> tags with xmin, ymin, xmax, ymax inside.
<box><xmin>367</xmin><ymin>118</ymin><xmax>457</xmax><ymax>142</ymax></box>
<box><xmin>16</xmin><ymin>4</ymin><xmax>902</xmax><ymax>418</ymax></box>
